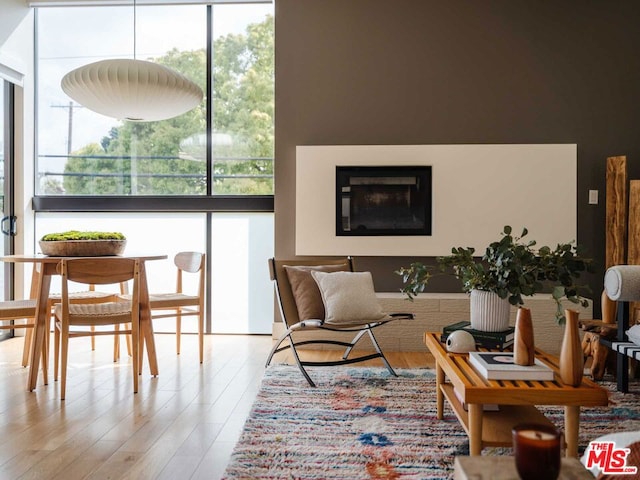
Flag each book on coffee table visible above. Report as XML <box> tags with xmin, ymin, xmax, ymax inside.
<box><xmin>468</xmin><ymin>351</ymin><xmax>555</xmax><ymax>381</ymax></box>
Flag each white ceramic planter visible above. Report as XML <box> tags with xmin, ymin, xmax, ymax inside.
<box><xmin>470</xmin><ymin>289</ymin><xmax>510</xmax><ymax>332</ymax></box>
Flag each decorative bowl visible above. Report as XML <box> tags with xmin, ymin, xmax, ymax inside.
<box><xmin>38</xmin><ymin>239</ymin><xmax>127</xmax><ymax>257</ymax></box>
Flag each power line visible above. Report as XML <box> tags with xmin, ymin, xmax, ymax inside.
<box><xmin>51</xmin><ymin>101</ymin><xmax>84</xmax><ymax>155</ymax></box>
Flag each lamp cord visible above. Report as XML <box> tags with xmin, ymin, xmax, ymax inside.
<box><xmin>133</xmin><ymin>0</ymin><xmax>137</xmax><ymax>60</ymax></box>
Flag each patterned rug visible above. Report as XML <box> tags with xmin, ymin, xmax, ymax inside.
<box><xmin>222</xmin><ymin>366</ymin><xmax>640</xmax><ymax>480</ymax></box>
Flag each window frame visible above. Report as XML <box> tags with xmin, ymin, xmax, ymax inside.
<box><xmin>32</xmin><ymin>2</ymin><xmax>275</xmax><ymax>334</ymax></box>
<box><xmin>33</xmin><ymin>1</ymin><xmax>274</xmax><ymax>210</ymax></box>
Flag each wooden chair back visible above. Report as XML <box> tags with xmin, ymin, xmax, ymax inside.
<box><xmin>174</xmin><ymin>251</ymin><xmax>205</xmax><ymax>296</ymax></box>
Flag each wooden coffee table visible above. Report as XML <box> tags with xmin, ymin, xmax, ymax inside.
<box><xmin>424</xmin><ymin>332</ymin><xmax>609</xmax><ymax>457</ymax></box>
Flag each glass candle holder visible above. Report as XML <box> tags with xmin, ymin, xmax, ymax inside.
<box><xmin>512</xmin><ymin>423</ymin><xmax>561</xmax><ymax>480</ymax></box>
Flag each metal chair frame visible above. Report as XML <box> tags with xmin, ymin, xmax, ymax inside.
<box><xmin>266</xmin><ymin>257</ymin><xmax>413</xmax><ymax>387</ymax></box>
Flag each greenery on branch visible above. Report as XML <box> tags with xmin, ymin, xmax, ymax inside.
<box><xmin>396</xmin><ymin>226</ymin><xmax>595</xmax><ymax>323</ymax></box>
<box><xmin>41</xmin><ymin>231</ymin><xmax>126</xmax><ymax>241</ymax></box>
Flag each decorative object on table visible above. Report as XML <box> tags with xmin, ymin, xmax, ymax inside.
<box><xmin>397</xmin><ymin>225</ymin><xmax>594</xmax><ymax>331</ymax></box>
<box><xmin>441</xmin><ymin>320</ymin><xmax>515</xmax><ymax>350</ymax></box>
<box><xmin>445</xmin><ymin>329</ymin><xmax>476</xmax><ymax>353</ymax></box>
<box><xmin>470</xmin><ymin>288</ymin><xmax>511</xmax><ymax>332</ymax></box>
<box><xmin>60</xmin><ymin>0</ymin><xmax>202</xmax><ymax>122</ymax></box>
<box><xmin>39</xmin><ymin>231</ymin><xmax>126</xmax><ymax>256</ymax></box>
<box><xmin>512</xmin><ymin>423</ymin><xmax>561</xmax><ymax>480</ymax></box>
<box><xmin>560</xmin><ymin>309</ymin><xmax>584</xmax><ymax>387</ymax></box>
<box><xmin>468</xmin><ymin>351</ymin><xmax>554</xmax><ymax>381</ymax></box>
<box><xmin>514</xmin><ymin>307</ymin><xmax>535</xmax><ymax>366</ymax></box>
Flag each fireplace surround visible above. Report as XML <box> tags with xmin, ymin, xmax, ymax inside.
<box><xmin>295</xmin><ymin>144</ymin><xmax>577</xmax><ymax>256</ymax></box>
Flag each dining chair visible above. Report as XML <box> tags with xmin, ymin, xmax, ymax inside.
<box><xmin>53</xmin><ymin>257</ymin><xmax>140</xmax><ymax>400</ymax></box>
<box><xmin>0</xmin><ymin>299</ymin><xmax>41</xmax><ymax>368</ymax></box>
<box><xmin>125</xmin><ymin>251</ymin><xmax>206</xmax><ymax>363</ymax></box>
<box><xmin>40</xmin><ymin>256</ymin><xmax>131</xmax><ymax>361</ymax></box>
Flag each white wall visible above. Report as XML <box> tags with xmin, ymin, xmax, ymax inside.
<box><xmin>0</xmin><ymin>0</ymin><xmax>36</xmax><ymax>298</ymax></box>
<box><xmin>296</xmin><ymin>144</ymin><xmax>577</xmax><ymax>256</ymax></box>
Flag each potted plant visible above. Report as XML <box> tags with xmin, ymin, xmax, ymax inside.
<box><xmin>39</xmin><ymin>230</ymin><xmax>127</xmax><ymax>256</ymax></box>
<box><xmin>396</xmin><ymin>226</ymin><xmax>594</xmax><ymax>330</ymax></box>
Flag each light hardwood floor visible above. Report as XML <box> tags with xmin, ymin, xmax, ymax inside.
<box><xmin>0</xmin><ymin>333</ymin><xmax>432</xmax><ymax>480</ymax></box>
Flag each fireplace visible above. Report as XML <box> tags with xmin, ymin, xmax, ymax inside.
<box><xmin>336</xmin><ymin>165</ymin><xmax>432</xmax><ymax>236</ymax></box>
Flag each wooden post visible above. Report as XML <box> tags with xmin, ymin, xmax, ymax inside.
<box><xmin>628</xmin><ymin>180</ymin><xmax>640</xmax><ymax>324</ymax></box>
<box><xmin>606</xmin><ymin>155</ymin><xmax>627</xmax><ymax>269</ymax></box>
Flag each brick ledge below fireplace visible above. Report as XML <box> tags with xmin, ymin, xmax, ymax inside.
<box><xmin>271</xmin><ymin>293</ymin><xmax>592</xmax><ymax>356</ymax></box>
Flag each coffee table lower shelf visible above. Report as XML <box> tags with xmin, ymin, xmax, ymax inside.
<box><xmin>441</xmin><ymin>384</ymin><xmax>554</xmax><ymax>447</ymax></box>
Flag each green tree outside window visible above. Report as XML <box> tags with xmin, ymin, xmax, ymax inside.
<box><xmin>57</xmin><ymin>14</ymin><xmax>273</xmax><ymax>196</ymax></box>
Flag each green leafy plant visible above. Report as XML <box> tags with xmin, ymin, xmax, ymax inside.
<box><xmin>41</xmin><ymin>230</ymin><xmax>126</xmax><ymax>241</ymax></box>
<box><xmin>396</xmin><ymin>226</ymin><xmax>594</xmax><ymax>323</ymax></box>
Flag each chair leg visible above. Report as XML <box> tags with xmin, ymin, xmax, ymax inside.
<box><xmin>138</xmin><ymin>326</ymin><xmax>144</xmax><ymax>375</ymax></box>
<box><xmin>132</xmin><ymin>322</ymin><xmax>139</xmax><ymax>394</ymax></box>
<box><xmin>198</xmin><ymin>311</ymin><xmax>204</xmax><ymax>364</ymax></box>
<box><xmin>54</xmin><ymin>321</ymin><xmax>60</xmax><ymax>382</ymax></box>
<box><xmin>176</xmin><ymin>310</ymin><xmax>182</xmax><ymax>355</ymax></box>
<box><xmin>60</xmin><ymin>322</ymin><xmax>69</xmax><ymax>400</ymax></box>
<box><xmin>22</xmin><ymin>325</ymin><xmax>33</xmax><ymax>367</ymax></box>
<box><xmin>265</xmin><ymin>329</ymin><xmax>315</xmax><ymax>386</ymax></box>
<box><xmin>91</xmin><ymin>325</ymin><xmax>96</xmax><ymax>350</ymax></box>
<box><xmin>286</xmin><ymin>335</ymin><xmax>316</xmax><ymax>387</ymax></box>
<box><xmin>342</xmin><ymin>329</ymin><xmax>367</xmax><ymax>360</ymax></box>
<box><xmin>42</xmin><ymin>327</ymin><xmax>48</xmax><ymax>385</ymax></box>
<box><xmin>114</xmin><ymin>324</ymin><xmax>133</xmax><ymax>361</ymax></box>
<box><xmin>125</xmin><ymin>325</ymin><xmax>132</xmax><ymax>356</ymax></box>
<box><xmin>114</xmin><ymin>324</ymin><xmax>120</xmax><ymax>362</ymax></box>
<box><xmin>366</xmin><ymin>328</ymin><xmax>397</xmax><ymax>377</ymax></box>
<box><xmin>265</xmin><ymin>330</ymin><xmax>290</xmax><ymax>367</ymax></box>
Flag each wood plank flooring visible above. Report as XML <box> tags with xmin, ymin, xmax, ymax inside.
<box><xmin>0</xmin><ymin>333</ymin><xmax>432</xmax><ymax>480</ymax></box>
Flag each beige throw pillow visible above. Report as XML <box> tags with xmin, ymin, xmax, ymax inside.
<box><xmin>284</xmin><ymin>263</ymin><xmax>350</xmax><ymax>320</ymax></box>
<box><xmin>310</xmin><ymin>271</ymin><xmax>386</xmax><ymax>324</ymax></box>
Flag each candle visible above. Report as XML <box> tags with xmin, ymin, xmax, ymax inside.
<box><xmin>512</xmin><ymin>423</ymin><xmax>561</xmax><ymax>480</ymax></box>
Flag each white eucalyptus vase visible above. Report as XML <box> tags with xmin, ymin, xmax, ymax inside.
<box><xmin>470</xmin><ymin>289</ymin><xmax>511</xmax><ymax>332</ymax></box>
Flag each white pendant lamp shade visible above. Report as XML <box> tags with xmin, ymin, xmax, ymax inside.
<box><xmin>61</xmin><ymin>59</ymin><xmax>204</xmax><ymax>122</ymax></box>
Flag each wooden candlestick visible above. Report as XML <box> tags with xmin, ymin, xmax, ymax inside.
<box><xmin>514</xmin><ymin>307</ymin><xmax>535</xmax><ymax>366</ymax></box>
<box><xmin>560</xmin><ymin>309</ymin><xmax>584</xmax><ymax>386</ymax></box>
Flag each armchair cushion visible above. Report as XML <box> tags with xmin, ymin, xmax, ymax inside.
<box><xmin>311</xmin><ymin>271</ymin><xmax>386</xmax><ymax>324</ymax></box>
<box><xmin>284</xmin><ymin>263</ymin><xmax>350</xmax><ymax>321</ymax></box>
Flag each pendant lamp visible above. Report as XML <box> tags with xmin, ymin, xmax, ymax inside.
<box><xmin>61</xmin><ymin>59</ymin><xmax>203</xmax><ymax>122</ymax></box>
<box><xmin>60</xmin><ymin>2</ymin><xmax>203</xmax><ymax>122</ymax></box>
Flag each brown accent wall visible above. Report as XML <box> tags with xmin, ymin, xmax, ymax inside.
<box><xmin>275</xmin><ymin>0</ymin><xmax>640</xmax><ymax>313</ymax></box>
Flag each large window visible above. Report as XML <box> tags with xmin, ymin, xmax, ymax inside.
<box><xmin>34</xmin><ymin>2</ymin><xmax>275</xmax><ymax>335</ymax></box>
<box><xmin>36</xmin><ymin>3</ymin><xmax>273</xmax><ymax>197</ymax></box>
<box><xmin>35</xmin><ymin>212</ymin><xmax>274</xmax><ymax>334</ymax></box>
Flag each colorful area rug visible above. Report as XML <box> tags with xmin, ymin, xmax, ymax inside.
<box><xmin>222</xmin><ymin>366</ymin><xmax>640</xmax><ymax>479</ymax></box>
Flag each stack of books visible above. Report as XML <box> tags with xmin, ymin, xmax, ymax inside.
<box><xmin>441</xmin><ymin>320</ymin><xmax>515</xmax><ymax>351</ymax></box>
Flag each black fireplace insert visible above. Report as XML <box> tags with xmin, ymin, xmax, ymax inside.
<box><xmin>336</xmin><ymin>165</ymin><xmax>432</xmax><ymax>236</ymax></box>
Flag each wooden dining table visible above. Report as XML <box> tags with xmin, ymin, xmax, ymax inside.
<box><xmin>0</xmin><ymin>253</ymin><xmax>167</xmax><ymax>391</ymax></box>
